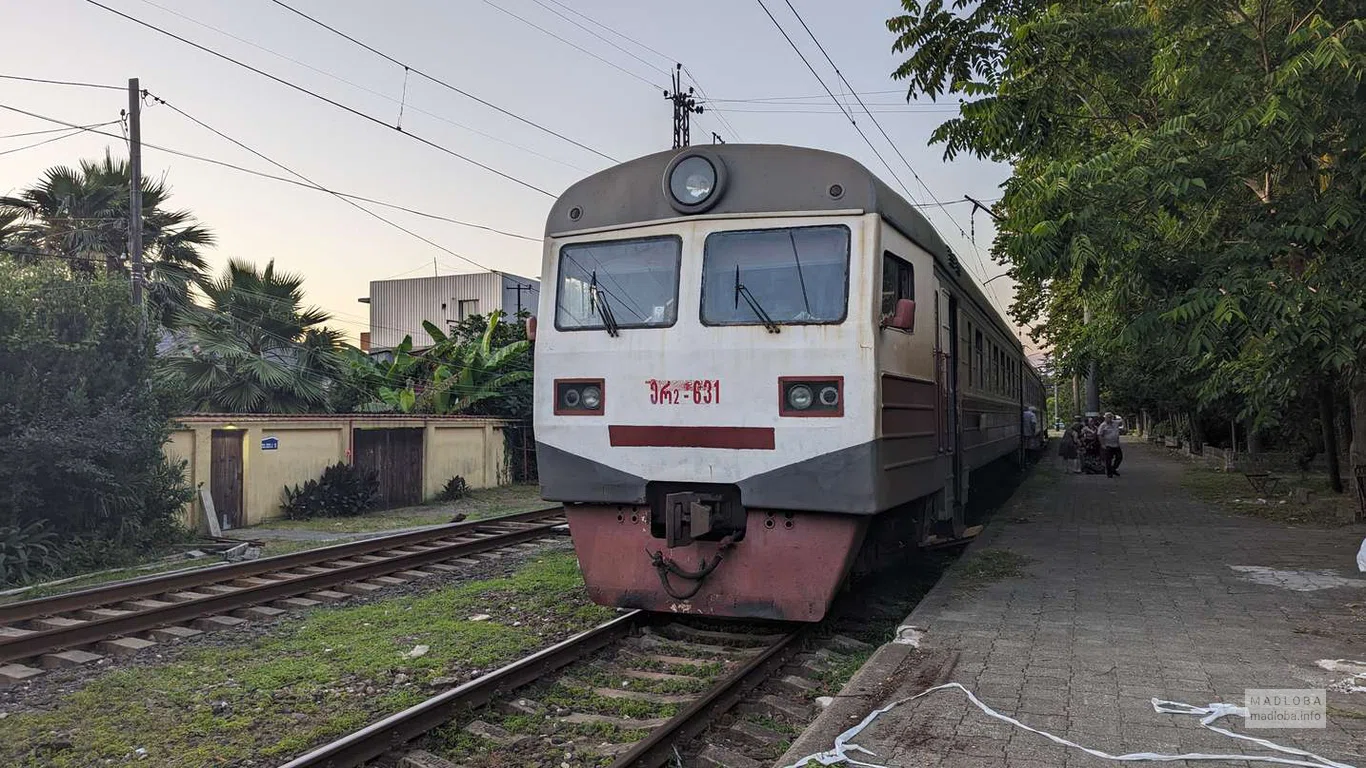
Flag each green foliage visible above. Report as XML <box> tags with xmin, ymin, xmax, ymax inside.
<box><xmin>888</xmin><ymin>0</ymin><xmax>1366</xmax><ymax>458</ymax></box>
<box><xmin>0</xmin><ymin>522</ymin><xmax>59</xmax><ymax>585</ymax></box>
<box><xmin>0</xmin><ymin>258</ymin><xmax>193</xmax><ymax>586</ymax></box>
<box><xmin>0</xmin><ymin>151</ymin><xmax>213</xmax><ymax>327</ymax></box>
<box><xmin>435</xmin><ymin>475</ymin><xmax>469</xmax><ymax>502</ymax></box>
<box><xmin>343</xmin><ymin>311</ymin><xmax>533</xmax><ymax>420</ymax></box>
<box><xmin>281</xmin><ymin>462</ymin><xmax>380</xmax><ymax>519</ymax></box>
<box><xmin>159</xmin><ymin>258</ymin><xmax>346</xmax><ymax>413</ymax></box>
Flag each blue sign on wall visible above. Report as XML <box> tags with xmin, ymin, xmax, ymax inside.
<box><xmin>261</xmin><ymin>436</ymin><xmax>279</xmax><ymax>451</ymax></box>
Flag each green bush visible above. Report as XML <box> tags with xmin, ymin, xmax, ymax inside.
<box><xmin>435</xmin><ymin>475</ymin><xmax>469</xmax><ymax>502</ymax></box>
<box><xmin>281</xmin><ymin>463</ymin><xmax>380</xmax><ymax>519</ymax></box>
<box><xmin>0</xmin><ymin>522</ymin><xmax>59</xmax><ymax>585</ymax></box>
<box><xmin>0</xmin><ymin>260</ymin><xmax>193</xmax><ymax>587</ymax></box>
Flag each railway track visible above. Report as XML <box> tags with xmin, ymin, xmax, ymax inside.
<box><xmin>0</xmin><ymin>507</ymin><xmax>567</xmax><ymax>682</ymax></box>
<box><xmin>278</xmin><ymin>613</ymin><xmax>808</xmax><ymax>768</ymax></box>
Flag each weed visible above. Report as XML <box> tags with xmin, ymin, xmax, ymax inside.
<box><xmin>955</xmin><ymin>549</ymin><xmax>1032</xmax><ymax>593</ymax></box>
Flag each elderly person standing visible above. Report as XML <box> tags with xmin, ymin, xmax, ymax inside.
<box><xmin>1098</xmin><ymin>411</ymin><xmax>1123</xmax><ymax>478</ymax></box>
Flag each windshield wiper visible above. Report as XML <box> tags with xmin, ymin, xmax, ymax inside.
<box><xmin>787</xmin><ymin>230</ymin><xmax>812</xmax><ymax>316</ymax></box>
<box><xmin>589</xmin><ymin>272</ymin><xmax>620</xmax><ymax>337</ymax></box>
<box><xmin>733</xmin><ymin>265</ymin><xmax>780</xmax><ymax>334</ymax></box>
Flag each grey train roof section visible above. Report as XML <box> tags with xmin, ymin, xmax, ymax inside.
<box><xmin>545</xmin><ymin>143</ymin><xmax>1019</xmax><ymax>348</ymax></box>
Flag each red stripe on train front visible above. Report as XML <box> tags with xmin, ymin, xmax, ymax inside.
<box><xmin>607</xmin><ymin>425</ymin><xmax>776</xmax><ymax>450</ymax></box>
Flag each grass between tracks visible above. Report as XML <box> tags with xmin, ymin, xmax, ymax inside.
<box><xmin>0</xmin><ymin>551</ymin><xmax>614</xmax><ymax>768</ymax></box>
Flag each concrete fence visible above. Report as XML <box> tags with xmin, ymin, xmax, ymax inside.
<box><xmin>163</xmin><ymin>414</ymin><xmax>510</xmax><ymax>531</ymax></box>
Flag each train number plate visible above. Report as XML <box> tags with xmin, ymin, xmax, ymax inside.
<box><xmin>649</xmin><ymin>379</ymin><xmax>721</xmax><ymax>405</ymax></box>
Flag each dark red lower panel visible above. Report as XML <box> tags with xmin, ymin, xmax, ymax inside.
<box><xmin>566</xmin><ymin>506</ymin><xmax>867</xmax><ymax>622</ymax></box>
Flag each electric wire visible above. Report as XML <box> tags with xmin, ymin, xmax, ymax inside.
<box><xmin>267</xmin><ymin>0</ymin><xmax>617</xmax><ymax>163</ymax></box>
<box><xmin>141</xmin><ymin>89</ymin><xmax>515</xmax><ymax>280</ymax></box>
<box><xmin>128</xmin><ymin>0</ymin><xmax>590</xmax><ymax>173</ymax></box>
<box><xmin>477</xmin><ymin>0</ymin><xmax>662</xmax><ymax>90</ymax></box>
<box><xmin>79</xmin><ymin>0</ymin><xmax>556</xmax><ymax>198</ymax></box>
<box><xmin>0</xmin><ymin>102</ymin><xmax>540</xmax><ymax>243</ymax></box>
<box><xmin>0</xmin><ymin>74</ymin><xmax>124</xmax><ymax>91</ymax></box>
<box><xmin>0</xmin><ymin>121</ymin><xmax>122</xmax><ymax>157</ymax></box>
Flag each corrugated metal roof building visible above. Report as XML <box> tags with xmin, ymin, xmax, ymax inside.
<box><xmin>361</xmin><ymin>272</ymin><xmax>539</xmax><ymax>349</ymax></box>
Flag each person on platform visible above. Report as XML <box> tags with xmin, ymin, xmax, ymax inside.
<box><xmin>1059</xmin><ymin>416</ymin><xmax>1082</xmax><ymax>473</ymax></box>
<box><xmin>1098</xmin><ymin>411</ymin><xmax>1123</xmax><ymax>477</ymax></box>
<box><xmin>1080</xmin><ymin>416</ymin><xmax>1104</xmax><ymax>474</ymax></box>
<box><xmin>1022</xmin><ymin>406</ymin><xmax>1040</xmax><ymax>461</ymax></box>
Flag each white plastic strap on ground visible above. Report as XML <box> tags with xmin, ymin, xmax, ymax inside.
<box><xmin>780</xmin><ymin>682</ymin><xmax>1356</xmax><ymax>768</ymax></box>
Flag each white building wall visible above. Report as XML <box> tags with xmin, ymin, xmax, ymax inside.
<box><xmin>369</xmin><ymin>273</ymin><xmax>503</xmax><ymax>349</ymax></box>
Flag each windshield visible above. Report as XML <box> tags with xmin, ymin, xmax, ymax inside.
<box><xmin>556</xmin><ymin>235</ymin><xmax>681</xmax><ymax>330</ymax></box>
<box><xmin>701</xmin><ymin>225</ymin><xmax>850</xmax><ymax>326</ymax></box>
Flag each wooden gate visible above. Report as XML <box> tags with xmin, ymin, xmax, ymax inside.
<box><xmin>210</xmin><ymin>430</ymin><xmax>245</xmax><ymax>528</ymax></box>
<box><xmin>353</xmin><ymin>428</ymin><xmax>424</xmax><ymax>509</ymax></box>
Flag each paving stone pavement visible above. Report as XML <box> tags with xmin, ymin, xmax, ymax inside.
<box><xmin>794</xmin><ymin>442</ymin><xmax>1366</xmax><ymax>768</ymax></box>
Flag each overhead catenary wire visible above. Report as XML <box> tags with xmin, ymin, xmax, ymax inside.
<box><xmin>80</xmin><ymin>0</ymin><xmax>557</xmax><ymax>198</ymax></box>
<box><xmin>477</xmin><ymin>0</ymin><xmax>662</xmax><ymax>90</ymax></box>
<box><xmin>0</xmin><ymin>102</ymin><xmax>541</xmax><ymax>244</ymax></box>
<box><xmin>266</xmin><ymin>0</ymin><xmax>617</xmax><ymax>164</ymax></box>
<box><xmin>140</xmin><ymin>89</ymin><xmax>515</xmax><ymax>280</ymax></box>
<box><xmin>126</xmin><ymin>0</ymin><xmax>591</xmax><ymax>173</ymax></box>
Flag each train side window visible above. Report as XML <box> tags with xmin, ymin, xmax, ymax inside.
<box><xmin>974</xmin><ymin>331</ymin><xmax>984</xmax><ymax>389</ymax></box>
<box><xmin>880</xmin><ymin>252</ymin><xmax>914</xmax><ymax>324</ymax></box>
<box><xmin>965</xmin><ymin>321</ymin><xmax>974</xmax><ymax>387</ymax></box>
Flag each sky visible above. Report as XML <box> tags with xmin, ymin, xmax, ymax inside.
<box><xmin>1</xmin><ymin>0</ymin><xmax>1032</xmax><ymax>352</ymax></box>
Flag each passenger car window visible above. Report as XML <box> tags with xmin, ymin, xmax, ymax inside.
<box><xmin>556</xmin><ymin>236</ymin><xmax>681</xmax><ymax>330</ymax></box>
<box><xmin>880</xmin><ymin>251</ymin><xmax>914</xmax><ymax>321</ymax></box>
<box><xmin>701</xmin><ymin>225</ymin><xmax>850</xmax><ymax>326</ymax></box>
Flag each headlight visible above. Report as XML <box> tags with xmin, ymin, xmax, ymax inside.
<box><xmin>562</xmin><ymin>388</ymin><xmax>582</xmax><ymax>409</ymax></box>
<box><xmin>669</xmin><ymin>156</ymin><xmax>716</xmax><ymax>205</ymax></box>
<box><xmin>819</xmin><ymin>385</ymin><xmax>840</xmax><ymax>407</ymax></box>
<box><xmin>581</xmin><ymin>385</ymin><xmax>602</xmax><ymax>410</ymax></box>
<box><xmin>787</xmin><ymin>384</ymin><xmax>813</xmax><ymax>410</ymax></box>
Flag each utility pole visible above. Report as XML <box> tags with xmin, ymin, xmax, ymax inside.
<box><xmin>1083</xmin><ymin>303</ymin><xmax>1100</xmax><ymax>416</ymax></box>
<box><xmin>664</xmin><ymin>64</ymin><xmax>703</xmax><ymax>149</ymax></box>
<box><xmin>127</xmin><ymin>78</ymin><xmax>145</xmax><ymax>326</ymax></box>
<box><xmin>509</xmin><ymin>280</ymin><xmax>534</xmax><ymax>315</ymax></box>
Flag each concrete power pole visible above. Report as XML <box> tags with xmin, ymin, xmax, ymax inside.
<box><xmin>127</xmin><ymin>78</ymin><xmax>145</xmax><ymax>329</ymax></box>
<box><xmin>1083</xmin><ymin>303</ymin><xmax>1100</xmax><ymax>416</ymax></box>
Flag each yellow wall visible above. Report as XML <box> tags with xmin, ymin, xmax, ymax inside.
<box><xmin>164</xmin><ymin>416</ymin><xmax>508</xmax><ymax>531</ymax></box>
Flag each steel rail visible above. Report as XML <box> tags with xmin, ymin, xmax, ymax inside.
<box><xmin>277</xmin><ymin>610</ymin><xmax>646</xmax><ymax>768</ymax></box>
<box><xmin>607</xmin><ymin>628</ymin><xmax>805</xmax><ymax>767</ymax></box>
<box><xmin>0</xmin><ymin>511</ymin><xmax>567</xmax><ymax>664</ymax></box>
<box><xmin>0</xmin><ymin>506</ymin><xmax>563</xmax><ymax>624</ymax></box>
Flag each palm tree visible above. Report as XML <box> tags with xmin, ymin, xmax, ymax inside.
<box><xmin>160</xmin><ymin>258</ymin><xmax>345</xmax><ymax>413</ymax></box>
<box><xmin>0</xmin><ymin>151</ymin><xmax>213</xmax><ymax>326</ymax></box>
<box><xmin>418</xmin><ymin>311</ymin><xmax>532</xmax><ymax>414</ymax></box>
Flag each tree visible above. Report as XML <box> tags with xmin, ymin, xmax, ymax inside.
<box><xmin>160</xmin><ymin>258</ymin><xmax>345</xmax><ymax>413</ymax></box>
<box><xmin>0</xmin><ymin>256</ymin><xmax>192</xmax><ymax>583</ymax></box>
<box><xmin>888</xmin><ymin>1</ymin><xmax>1366</xmax><ymax>500</ymax></box>
<box><xmin>0</xmin><ymin>152</ymin><xmax>213</xmax><ymax>326</ymax></box>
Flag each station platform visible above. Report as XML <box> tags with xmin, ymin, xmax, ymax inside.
<box><xmin>778</xmin><ymin>442</ymin><xmax>1366</xmax><ymax>767</ymax></box>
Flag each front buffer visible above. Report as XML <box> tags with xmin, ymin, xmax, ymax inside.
<box><xmin>566</xmin><ymin>504</ymin><xmax>868</xmax><ymax>622</ymax></box>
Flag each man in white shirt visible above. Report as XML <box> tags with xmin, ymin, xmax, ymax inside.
<box><xmin>1098</xmin><ymin>412</ymin><xmax>1123</xmax><ymax>478</ymax></box>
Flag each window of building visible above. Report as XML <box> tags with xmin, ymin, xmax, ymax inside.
<box><xmin>880</xmin><ymin>251</ymin><xmax>914</xmax><ymax>323</ymax></box>
<box><xmin>457</xmin><ymin>299</ymin><xmax>479</xmax><ymax>320</ymax></box>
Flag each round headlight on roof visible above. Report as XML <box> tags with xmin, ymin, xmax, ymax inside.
<box><xmin>662</xmin><ymin>150</ymin><xmax>727</xmax><ymax>214</ymax></box>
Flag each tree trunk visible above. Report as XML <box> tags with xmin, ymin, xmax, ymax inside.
<box><xmin>1320</xmin><ymin>380</ymin><xmax>1344</xmax><ymax>493</ymax></box>
<box><xmin>1246</xmin><ymin>417</ymin><xmax>1261</xmax><ymax>456</ymax></box>
<box><xmin>1350</xmin><ymin>370</ymin><xmax>1366</xmax><ymax>517</ymax></box>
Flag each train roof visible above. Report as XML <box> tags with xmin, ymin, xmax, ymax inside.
<box><xmin>546</xmin><ymin>143</ymin><xmax>1018</xmax><ymax>348</ymax></box>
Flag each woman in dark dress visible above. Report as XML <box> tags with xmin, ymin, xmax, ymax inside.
<box><xmin>1079</xmin><ymin>417</ymin><xmax>1104</xmax><ymax>474</ymax></box>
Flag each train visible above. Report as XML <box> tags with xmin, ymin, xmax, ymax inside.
<box><xmin>532</xmin><ymin>144</ymin><xmax>1046</xmax><ymax>622</ymax></box>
